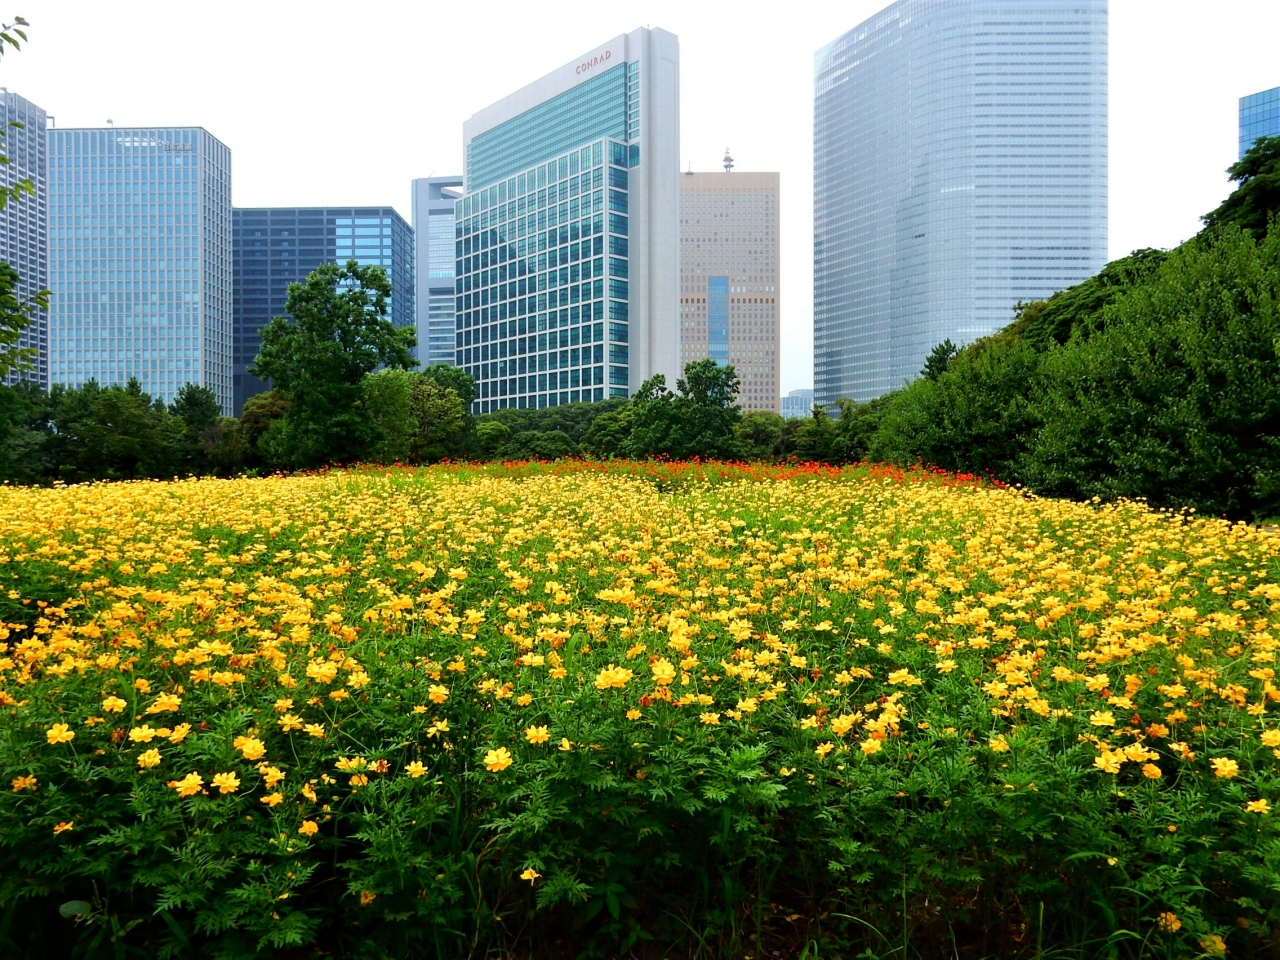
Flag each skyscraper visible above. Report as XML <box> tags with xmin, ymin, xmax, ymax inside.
<box><xmin>0</xmin><ymin>89</ymin><xmax>47</xmax><ymax>386</ymax></box>
<box><xmin>679</xmin><ymin>168</ymin><xmax>780</xmax><ymax>412</ymax></box>
<box><xmin>780</xmin><ymin>388</ymin><xmax>814</xmax><ymax>420</ymax></box>
<box><xmin>455</xmin><ymin>27</ymin><xmax>680</xmax><ymax>413</ymax></box>
<box><xmin>48</xmin><ymin>127</ymin><xmax>233</xmax><ymax>412</ymax></box>
<box><xmin>814</xmin><ymin>0</ymin><xmax>1108</xmax><ymax>404</ymax></box>
<box><xmin>1240</xmin><ymin>85</ymin><xmax>1280</xmax><ymax>158</ymax></box>
<box><xmin>412</xmin><ymin>176</ymin><xmax>463</xmax><ymax>367</ymax></box>
<box><xmin>231</xmin><ymin>206</ymin><xmax>414</xmax><ymax>413</ymax></box>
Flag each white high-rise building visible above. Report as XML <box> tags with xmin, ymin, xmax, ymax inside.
<box><xmin>411</xmin><ymin>176</ymin><xmax>463</xmax><ymax>367</ymax></box>
<box><xmin>455</xmin><ymin>27</ymin><xmax>680</xmax><ymax>412</ymax></box>
<box><xmin>814</xmin><ymin>0</ymin><xmax>1108</xmax><ymax>405</ymax></box>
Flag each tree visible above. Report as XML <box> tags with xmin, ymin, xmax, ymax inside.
<box><xmin>624</xmin><ymin>360</ymin><xmax>745</xmax><ymax>461</ymax></box>
<box><xmin>409</xmin><ymin>376</ymin><xmax>468</xmax><ymax>462</ymax></box>
<box><xmin>239</xmin><ymin>390</ymin><xmax>289</xmax><ymax>469</ymax></box>
<box><xmin>496</xmin><ymin>429</ymin><xmax>580</xmax><ymax>461</ymax></box>
<box><xmin>1202</xmin><ymin>135</ymin><xmax>1280</xmax><ymax>240</ymax></box>
<box><xmin>735</xmin><ymin>409</ymin><xmax>785</xmax><ymax>460</ymax></box>
<box><xmin>580</xmin><ymin>404</ymin><xmax>633</xmax><ymax>458</ymax></box>
<box><xmin>361</xmin><ymin>368</ymin><xmax>417</xmax><ymax>463</ymax></box>
<box><xmin>169</xmin><ymin>383</ymin><xmax>221</xmax><ymax>474</ymax></box>
<box><xmin>45</xmin><ymin>379</ymin><xmax>182</xmax><ymax>482</ymax></box>
<box><xmin>920</xmin><ymin>340</ymin><xmax>958</xmax><ymax>381</ymax></box>
<box><xmin>249</xmin><ymin>261</ymin><xmax>416</xmax><ymax>468</ymax></box>
<box><xmin>422</xmin><ymin>363</ymin><xmax>476</xmax><ymax>405</ymax></box>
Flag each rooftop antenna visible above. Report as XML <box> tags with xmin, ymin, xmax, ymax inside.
<box><xmin>723</xmin><ymin>147</ymin><xmax>734</xmax><ymax>173</ymax></box>
<box><xmin>106</xmin><ymin>119</ymin><xmax>113</xmax><ymax>126</ymax></box>
<box><xmin>685</xmin><ymin>161</ymin><xmax>693</xmax><ymax>175</ymax></box>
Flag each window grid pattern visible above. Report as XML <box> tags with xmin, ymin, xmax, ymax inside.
<box><xmin>48</xmin><ymin>127</ymin><xmax>233</xmax><ymax>413</ymax></box>
<box><xmin>0</xmin><ymin>91</ymin><xmax>48</xmax><ymax>387</ymax></box>
<box><xmin>679</xmin><ymin>172</ymin><xmax>781</xmax><ymax>412</ymax></box>
<box><xmin>455</xmin><ymin>138</ymin><xmax>630</xmax><ymax>414</ymax></box>
<box><xmin>232</xmin><ymin>206</ymin><xmax>414</xmax><ymax>414</ymax></box>
<box><xmin>813</xmin><ymin>0</ymin><xmax>1107</xmax><ymax>404</ymax></box>
<box><xmin>1240</xmin><ymin>86</ymin><xmax>1280</xmax><ymax>158</ymax></box>
<box><xmin>466</xmin><ymin>65</ymin><xmax>630</xmax><ymax>191</ymax></box>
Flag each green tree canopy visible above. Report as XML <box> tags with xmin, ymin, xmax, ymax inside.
<box><xmin>1202</xmin><ymin>135</ymin><xmax>1280</xmax><ymax>240</ymax></box>
<box><xmin>249</xmin><ymin>261</ymin><xmax>416</xmax><ymax>468</ymax></box>
<box><xmin>624</xmin><ymin>360</ymin><xmax>745</xmax><ymax>461</ymax></box>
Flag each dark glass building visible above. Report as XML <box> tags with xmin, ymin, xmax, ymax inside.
<box><xmin>232</xmin><ymin>206</ymin><xmax>414</xmax><ymax>413</ymax></box>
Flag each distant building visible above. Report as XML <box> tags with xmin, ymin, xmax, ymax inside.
<box><xmin>780</xmin><ymin>388</ymin><xmax>813</xmax><ymax>420</ymax></box>
<box><xmin>1240</xmin><ymin>85</ymin><xmax>1280</xmax><ymax>158</ymax></box>
<box><xmin>412</xmin><ymin>176</ymin><xmax>464</xmax><ymax>367</ymax></box>
<box><xmin>232</xmin><ymin>206</ymin><xmax>414</xmax><ymax>413</ymax></box>
<box><xmin>814</xmin><ymin>0</ymin><xmax>1108</xmax><ymax>405</ymax></box>
<box><xmin>0</xmin><ymin>89</ymin><xmax>47</xmax><ymax>387</ymax></box>
<box><xmin>455</xmin><ymin>27</ymin><xmax>680</xmax><ymax>413</ymax></box>
<box><xmin>49</xmin><ymin>126</ymin><xmax>233</xmax><ymax>412</ymax></box>
<box><xmin>679</xmin><ymin>167</ymin><xmax>779</xmax><ymax>412</ymax></box>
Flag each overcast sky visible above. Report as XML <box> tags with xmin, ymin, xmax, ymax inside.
<box><xmin>4</xmin><ymin>0</ymin><xmax>1278</xmax><ymax>393</ymax></box>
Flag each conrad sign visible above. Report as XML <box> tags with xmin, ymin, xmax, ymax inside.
<box><xmin>575</xmin><ymin>50</ymin><xmax>613</xmax><ymax>75</ymax></box>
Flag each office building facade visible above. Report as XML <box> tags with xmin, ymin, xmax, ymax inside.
<box><xmin>0</xmin><ymin>89</ymin><xmax>48</xmax><ymax>386</ymax></box>
<box><xmin>679</xmin><ymin>169</ymin><xmax>779</xmax><ymax>412</ymax></box>
<box><xmin>455</xmin><ymin>27</ymin><xmax>680</xmax><ymax>413</ymax></box>
<box><xmin>232</xmin><ymin>206</ymin><xmax>413</xmax><ymax>413</ymax></box>
<box><xmin>1240</xmin><ymin>85</ymin><xmax>1280</xmax><ymax>158</ymax></box>
<box><xmin>48</xmin><ymin>126</ymin><xmax>233</xmax><ymax>412</ymax></box>
<box><xmin>781</xmin><ymin>388</ymin><xmax>814</xmax><ymax>420</ymax></box>
<box><xmin>412</xmin><ymin>176</ymin><xmax>464</xmax><ymax>367</ymax></box>
<box><xmin>814</xmin><ymin>0</ymin><xmax>1108</xmax><ymax>404</ymax></box>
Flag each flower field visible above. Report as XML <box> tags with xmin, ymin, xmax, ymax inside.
<box><xmin>1</xmin><ymin>462</ymin><xmax>1278</xmax><ymax>959</ymax></box>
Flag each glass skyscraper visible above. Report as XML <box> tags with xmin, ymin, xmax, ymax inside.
<box><xmin>1240</xmin><ymin>86</ymin><xmax>1280</xmax><ymax>158</ymax></box>
<box><xmin>456</xmin><ymin>27</ymin><xmax>679</xmax><ymax>413</ymax></box>
<box><xmin>0</xmin><ymin>89</ymin><xmax>48</xmax><ymax>387</ymax></box>
<box><xmin>48</xmin><ymin>127</ymin><xmax>233</xmax><ymax>412</ymax></box>
<box><xmin>232</xmin><ymin>206</ymin><xmax>414</xmax><ymax>413</ymax></box>
<box><xmin>412</xmin><ymin>176</ymin><xmax>464</xmax><ymax>367</ymax></box>
<box><xmin>813</xmin><ymin>0</ymin><xmax>1108</xmax><ymax>404</ymax></box>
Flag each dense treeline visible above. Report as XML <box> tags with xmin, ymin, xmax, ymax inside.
<box><xmin>3</xmin><ymin>139</ymin><xmax>1279</xmax><ymax>520</ymax></box>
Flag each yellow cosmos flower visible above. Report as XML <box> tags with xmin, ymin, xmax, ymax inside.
<box><xmin>699</xmin><ymin>712</ymin><xmax>720</xmax><ymax>725</ymax></box>
<box><xmin>860</xmin><ymin>739</ymin><xmax>883</xmax><ymax>756</ymax></box>
<box><xmin>278</xmin><ymin>714</ymin><xmax>304</xmax><ymax>732</ymax></box>
<box><xmin>1245</xmin><ymin>798</ymin><xmax>1270</xmax><ymax>814</ymax></box>
<box><xmin>101</xmin><ymin>696</ymin><xmax>127</xmax><ymax>714</ymax></box>
<box><xmin>815</xmin><ymin>742</ymin><xmax>834</xmax><ymax>758</ymax></box>
<box><xmin>298</xmin><ymin>820</ymin><xmax>319</xmax><ymax>836</ymax></box>
<box><xmin>525</xmin><ymin>725</ymin><xmax>550</xmax><ymax>744</ymax></box>
<box><xmin>651</xmin><ymin>658</ymin><xmax>676</xmax><ymax>686</ymax></box>
<box><xmin>233</xmin><ymin>736</ymin><xmax>266</xmax><ymax>761</ymax></box>
<box><xmin>428</xmin><ymin>684</ymin><xmax>450</xmax><ymax>704</ymax></box>
<box><xmin>1261</xmin><ymin>729</ymin><xmax>1280</xmax><ymax>747</ymax></box>
<box><xmin>594</xmin><ymin>665</ymin><xmax>633</xmax><ymax>690</ymax></box>
<box><xmin>168</xmin><ymin>772</ymin><xmax>204</xmax><ymax>797</ymax></box>
<box><xmin>11</xmin><ymin>775</ymin><xmax>37</xmax><ymax>792</ymax></box>
<box><xmin>137</xmin><ymin>749</ymin><xmax>162</xmax><ymax>769</ymax></box>
<box><xmin>1089</xmin><ymin>711</ymin><xmax>1115</xmax><ymax>728</ymax></box>
<box><xmin>53</xmin><ymin>821</ymin><xmax>74</xmax><ymax>835</ymax></box>
<box><xmin>405</xmin><ymin>761</ymin><xmax>427</xmax><ymax>778</ymax></box>
<box><xmin>1156</xmin><ymin>911</ymin><xmax>1181</xmax><ymax>932</ymax></box>
<box><xmin>485</xmin><ymin>747</ymin><xmax>514</xmax><ymax>772</ymax></box>
<box><xmin>520</xmin><ymin>868</ymin><xmax>541</xmax><ymax>883</ymax></box>
<box><xmin>146</xmin><ymin>693</ymin><xmax>181</xmax><ymax>714</ymax></box>
<box><xmin>211</xmin><ymin>772</ymin><xmax>241</xmax><ymax>794</ymax></box>
<box><xmin>128</xmin><ymin>725</ymin><xmax>157</xmax><ymax>743</ymax></box>
<box><xmin>46</xmin><ymin>723</ymin><xmax>75</xmax><ymax>745</ymax></box>
<box><xmin>558</xmin><ymin>738</ymin><xmax>573</xmax><ymax>752</ymax></box>
<box><xmin>169</xmin><ymin>723</ymin><xmax>191</xmax><ymax>744</ymax></box>
<box><xmin>260</xmin><ymin>792</ymin><xmax>284</xmax><ymax>807</ymax></box>
<box><xmin>1210</xmin><ymin>757</ymin><xmax>1239</xmax><ymax>778</ymax></box>
<box><xmin>626</xmin><ymin>709</ymin><xmax>642</xmax><ymax>720</ymax></box>
<box><xmin>1141</xmin><ymin>763</ymin><xmax>1162</xmax><ymax>779</ymax></box>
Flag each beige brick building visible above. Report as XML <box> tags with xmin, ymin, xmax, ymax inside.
<box><xmin>679</xmin><ymin>169</ymin><xmax>779</xmax><ymax>412</ymax></box>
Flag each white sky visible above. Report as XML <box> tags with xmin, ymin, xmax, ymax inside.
<box><xmin>4</xmin><ymin>0</ymin><xmax>1278</xmax><ymax>394</ymax></box>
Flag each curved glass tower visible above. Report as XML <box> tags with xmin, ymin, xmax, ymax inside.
<box><xmin>814</xmin><ymin>0</ymin><xmax>1108</xmax><ymax>404</ymax></box>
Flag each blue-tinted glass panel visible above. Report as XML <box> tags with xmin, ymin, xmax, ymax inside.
<box><xmin>708</xmin><ymin>276</ymin><xmax>729</xmax><ymax>364</ymax></box>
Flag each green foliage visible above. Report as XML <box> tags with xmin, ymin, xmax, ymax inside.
<box><xmin>237</xmin><ymin>390</ymin><xmax>288</xmax><ymax>470</ymax></box>
<box><xmin>1006</xmin><ymin>248</ymin><xmax>1170</xmax><ymax>351</ymax></box>
<box><xmin>625</xmin><ymin>360</ymin><xmax>745</xmax><ymax>460</ymax></box>
<box><xmin>249</xmin><ymin>261</ymin><xmax>416</xmax><ymax>468</ymax></box>
<box><xmin>169</xmin><ymin>384</ymin><xmax>222</xmax><ymax>475</ymax></box>
<box><xmin>868</xmin><ymin>336</ymin><xmax>1042</xmax><ymax>478</ymax></box>
<box><xmin>421</xmin><ymin>362</ymin><xmax>476</xmax><ymax>405</ymax></box>
<box><xmin>1203</xmin><ymin>135</ymin><xmax>1280</xmax><ymax>240</ymax></box>
<box><xmin>0</xmin><ymin>380</ymin><xmax>52</xmax><ymax>483</ymax></box>
<box><xmin>0</xmin><ymin>261</ymin><xmax>47</xmax><ymax>381</ymax></box>
<box><xmin>735</xmin><ymin>409</ymin><xmax>786</xmax><ymax>460</ymax></box>
<box><xmin>919</xmin><ymin>339</ymin><xmax>958</xmax><ymax>381</ymax></box>
<box><xmin>1021</xmin><ymin>226</ymin><xmax>1280</xmax><ymax>517</ymax></box>
<box><xmin>44</xmin><ymin>380</ymin><xmax>183</xmax><ymax>482</ymax></box>
<box><xmin>361</xmin><ymin>369</ymin><xmax>472</xmax><ymax>464</ymax></box>
<box><xmin>495</xmin><ymin>428</ymin><xmax>579</xmax><ymax>460</ymax></box>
